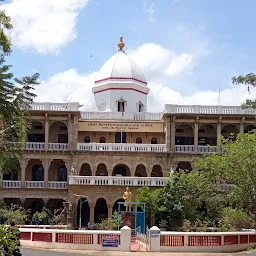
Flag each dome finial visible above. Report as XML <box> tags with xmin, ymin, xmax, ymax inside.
<box><xmin>118</xmin><ymin>35</ymin><xmax>125</xmax><ymax>50</ymax></box>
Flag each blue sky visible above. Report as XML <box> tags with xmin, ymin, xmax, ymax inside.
<box><xmin>1</xmin><ymin>0</ymin><xmax>256</xmax><ymax>111</ymax></box>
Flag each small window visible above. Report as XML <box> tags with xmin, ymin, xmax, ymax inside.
<box><xmin>136</xmin><ymin>137</ymin><xmax>142</xmax><ymax>144</ymax></box>
<box><xmin>151</xmin><ymin>137</ymin><xmax>157</xmax><ymax>144</ymax></box>
<box><xmin>99</xmin><ymin>136</ymin><xmax>106</xmax><ymax>143</ymax></box>
<box><xmin>84</xmin><ymin>136</ymin><xmax>90</xmax><ymax>143</ymax></box>
<box><xmin>138</xmin><ymin>102</ymin><xmax>144</xmax><ymax>112</ymax></box>
<box><xmin>118</xmin><ymin>101</ymin><xmax>125</xmax><ymax>112</ymax></box>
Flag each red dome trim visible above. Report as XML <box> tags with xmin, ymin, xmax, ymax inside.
<box><xmin>95</xmin><ymin>77</ymin><xmax>147</xmax><ymax>85</ymax></box>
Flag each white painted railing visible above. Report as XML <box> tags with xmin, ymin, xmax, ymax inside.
<box><xmin>220</xmin><ymin>184</ymin><xmax>235</xmax><ymax>191</ymax></box>
<box><xmin>48</xmin><ymin>181</ymin><xmax>67</xmax><ymax>189</ymax></box>
<box><xmin>25</xmin><ymin>102</ymin><xmax>80</xmax><ymax>112</ymax></box>
<box><xmin>25</xmin><ymin>181</ymin><xmax>44</xmax><ymax>188</ymax></box>
<box><xmin>26</xmin><ymin>142</ymin><xmax>45</xmax><ymax>150</ymax></box>
<box><xmin>69</xmin><ymin>176</ymin><xmax>169</xmax><ymax>187</ymax></box>
<box><xmin>198</xmin><ymin>145</ymin><xmax>218</xmax><ymax>153</ymax></box>
<box><xmin>80</xmin><ymin>111</ymin><xmax>163</xmax><ymax>120</ymax></box>
<box><xmin>2</xmin><ymin>180</ymin><xmax>21</xmax><ymax>188</ymax></box>
<box><xmin>48</xmin><ymin>143</ymin><xmax>68</xmax><ymax>150</ymax></box>
<box><xmin>175</xmin><ymin>145</ymin><xmax>194</xmax><ymax>152</ymax></box>
<box><xmin>165</xmin><ymin>104</ymin><xmax>256</xmax><ymax>115</ymax></box>
<box><xmin>77</xmin><ymin>143</ymin><xmax>166</xmax><ymax>152</ymax></box>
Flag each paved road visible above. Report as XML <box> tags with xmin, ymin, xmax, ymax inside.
<box><xmin>20</xmin><ymin>248</ymin><xmax>256</xmax><ymax>256</ymax></box>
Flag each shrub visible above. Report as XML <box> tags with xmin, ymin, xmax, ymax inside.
<box><xmin>219</xmin><ymin>207</ymin><xmax>254</xmax><ymax>231</ymax></box>
<box><xmin>0</xmin><ymin>225</ymin><xmax>20</xmax><ymax>255</ymax></box>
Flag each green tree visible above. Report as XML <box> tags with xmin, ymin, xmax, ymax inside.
<box><xmin>162</xmin><ymin>170</ymin><xmax>224</xmax><ymax>230</ymax></box>
<box><xmin>136</xmin><ymin>186</ymin><xmax>165</xmax><ymax>226</ymax></box>
<box><xmin>241</xmin><ymin>99</ymin><xmax>256</xmax><ymax>109</ymax></box>
<box><xmin>0</xmin><ymin>1</ymin><xmax>39</xmax><ymax>173</ymax></box>
<box><xmin>195</xmin><ymin>131</ymin><xmax>256</xmax><ymax>225</ymax></box>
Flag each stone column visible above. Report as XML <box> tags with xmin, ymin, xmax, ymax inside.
<box><xmin>217</xmin><ymin>122</ymin><xmax>222</xmax><ymax>146</ymax></box>
<box><xmin>165</xmin><ymin>117</ymin><xmax>171</xmax><ymax>151</ymax></box>
<box><xmin>149</xmin><ymin>226</ymin><xmax>161</xmax><ymax>252</ymax></box>
<box><xmin>170</xmin><ymin>117</ymin><xmax>176</xmax><ymax>152</ymax></box>
<box><xmin>108</xmin><ymin>204</ymin><xmax>113</xmax><ymax>218</ymax></box>
<box><xmin>240</xmin><ymin>122</ymin><xmax>244</xmax><ymax>134</ymax></box>
<box><xmin>42</xmin><ymin>159</ymin><xmax>50</xmax><ymax>189</ymax></box>
<box><xmin>45</xmin><ymin>114</ymin><xmax>49</xmax><ymax>149</ymax></box>
<box><xmin>20</xmin><ymin>159</ymin><xmax>26</xmax><ymax>188</ymax></box>
<box><xmin>20</xmin><ymin>198</ymin><xmax>26</xmax><ymax>207</ymax></box>
<box><xmin>43</xmin><ymin>198</ymin><xmax>49</xmax><ymax>207</ymax></box>
<box><xmin>194</xmin><ymin>122</ymin><xmax>199</xmax><ymax>153</ymax></box>
<box><xmin>89</xmin><ymin>203</ymin><xmax>95</xmax><ymax>223</ymax></box>
<box><xmin>67</xmin><ymin>202</ymin><xmax>75</xmax><ymax>229</ymax></box>
<box><xmin>120</xmin><ymin>226</ymin><xmax>131</xmax><ymax>252</ymax></box>
<box><xmin>68</xmin><ymin>114</ymin><xmax>73</xmax><ymax>150</ymax></box>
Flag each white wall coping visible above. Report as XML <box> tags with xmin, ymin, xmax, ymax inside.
<box><xmin>161</xmin><ymin>231</ymin><xmax>256</xmax><ymax>235</ymax></box>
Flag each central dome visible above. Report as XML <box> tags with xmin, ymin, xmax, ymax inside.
<box><xmin>95</xmin><ymin>40</ymin><xmax>147</xmax><ymax>86</ymax></box>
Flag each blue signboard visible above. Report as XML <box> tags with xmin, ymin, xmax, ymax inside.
<box><xmin>102</xmin><ymin>236</ymin><xmax>119</xmax><ymax>247</ymax></box>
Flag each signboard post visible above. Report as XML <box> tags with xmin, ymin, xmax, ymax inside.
<box><xmin>102</xmin><ymin>235</ymin><xmax>119</xmax><ymax>248</ymax></box>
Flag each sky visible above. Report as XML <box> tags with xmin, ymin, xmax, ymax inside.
<box><xmin>1</xmin><ymin>0</ymin><xmax>256</xmax><ymax>112</ymax></box>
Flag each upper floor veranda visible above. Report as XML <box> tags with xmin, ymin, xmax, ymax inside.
<box><xmin>22</xmin><ymin>102</ymin><xmax>256</xmax><ymax>154</ymax></box>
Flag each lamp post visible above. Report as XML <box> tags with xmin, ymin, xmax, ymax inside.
<box><xmin>74</xmin><ymin>194</ymin><xmax>88</xmax><ymax>230</ymax></box>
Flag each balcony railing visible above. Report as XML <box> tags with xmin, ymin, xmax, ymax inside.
<box><xmin>69</xmin><ymin>176</ymin><xmax>169</xmax><ymax>187</ymax></box>
<box><xmin>25</xmin><ymin>102</ymin><xmax>80</xmax><ymax>112</ymax></box>
<box><xmin>2</xmin><ymin>180</ymin><xmax>21</xmax><ymax>188</ymax></box>
<box><xmin>80</xmin><ymin>112</ymin><xmax>163</xmax><ymax>120</ymax></box>
<box><xmin>25</xmin><ymin>142</ymin><xmax>68</xmax><ymax>151</ymax></box>
<box><xmin>77</xmin><ymin>143</ymin><xmax>166</xmax><ymax>152</ymax></box>
<box><xmin>2</xmin><ymin>181</ymin><xmax>67</xmax><ymax>189</ymax></box>
<box><xmin>175</xmin><ymin>145</ymin><xmax>219</xmax><ymax>153</ymax></box>
<box><xmin>48</xmin><ymin>181</ymin><xmax>67</xmax><ymax>189</ymax></box>
<box><xmin>165</xmin><ymin>104</ymin><xmax>256</xmax><ymax>115</ymax></box>
<box><xmin>25</xmin><ymin>181</ymin><xmax>44</xmax><ymax>188</ymax></box>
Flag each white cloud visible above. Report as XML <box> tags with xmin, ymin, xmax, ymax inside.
<box><xmin>1</xmin><ymin>0</ymin><xmax>88</xmax><ymax>54</ymax></box>
<box><xmin>34</xmin><ymin>43</ymin><xmax>256</xmax><ymax>112</ymax></box>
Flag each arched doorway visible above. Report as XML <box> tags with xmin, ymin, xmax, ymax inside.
<box><xmin>28</xmin><ymin>121</ymin><xmax>45</xmax><ymax>143</ymax></box>
<box><xmin>112</xmin><ymin>164</ymin><xmax>131</xmax><ymax>176</ymax></box>
<box><xmin>76</xmin><ymin>198</ymin><xmax>90</xmax><ymax>228</ymax></box>
<box><xmin>84</xmin><ymin>136</ymin><xmax>90</xmax><ymax>143</ymax></box>
<box><xmin>151</xmin><ymin>165</ymin><xmax>163</xmax><ymax>177</ymax></box>
<box><xmin>198</xmin><ymin>124</ymin><xmax>217</xmax><ymax>146</ymax></box>
<box><xmin>96</xmin><ymin>164</ymin><xmax>108</xmax><ymax>176</ymax></box>
<box><xmin>136</xmin><ymin>137</ymin><xmax>142</xmax><ymax>144</ymax></box>
<box><xmin>94</xmin><ymin>198</ymin><xmax>108</xmax><ymax>223</ymax></box>
<box><xmin>135</xmin><ymin>164</ymin><xmax>147</xmax><ymax>177</ymax></box>
<box><xmin>80</xmin><ymin>163</ymin><xmax>92</xmax><ymax>176</ymax></box>
<box><xmin>245</xmin><ymin>125</ymin><xmax>256</xmax><ymax>133</ymax></box>
<box><xmin>151</xmin><ymin>137</ymin><xmax>157</xmax><ymax>144</ymax></box>
<box><xmin>3</xmin><ymin>160</ymin><xmax>20</xmax><ymax>181</ymax></box>
<box><xmin>221</xmin><ymin>124</ymin><xmax>239</xmax><ymax>140</ymax></box>
<box><xmin>32</xmin><ymin>164</ymin><xmax>44</xmax><ymax>181</ymax></box>
<box><xmin>113</xmin><ymin>199</ymin><xmax>125</xmax><ymax>214</ymax></box>
<box><xmin>176</xmin><ymin>161</ymin><xmax>192</xmax><ymax>172</ymax></box>
<box><xmin>175</xmin><ymin>124</ymin><xmax>194</xmax><ymax>145</ymax></box>
<box><xmin>49</xmin><ymin>121</ymin><xmax>68</xmax><ymax>144</ymax></box>
<box><xmin>48</xmin><ymin>160</ymin><xmax>67</xmax><ymax>181</ymax></box>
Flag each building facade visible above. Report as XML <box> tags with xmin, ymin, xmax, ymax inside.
<box><xmin>1</xmin><ymin>37</ymin><xmax>256</xmax><ymax>227</ymax></box>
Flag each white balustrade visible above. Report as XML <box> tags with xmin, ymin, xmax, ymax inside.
<box><xmin>165</xmin><ymin>104</ymin><xmax>256</xmax><ymax>115</ymax></box>
<box><xmin>48</xmin><ymin>181</ymin><xmax>67</xmax><ymax>189</ymax></box>
<box><xmin>48</xmin><ymin>143</ymin><xmax>68</xmax><ymax>150</ymax></box>
<box><xmin>198</xmin><ymin>145</ymin><xmax>218</xmax><ymax>153</ymax></box>
<box><xmin>80</xmin><ymin>111</ymin><xmax>163</xmax><ymax>120</ymax></box>
<box><xmin>69</xmin><ymin>176</ymin><xmax>169</xmax><ymax>187</ymax></box>
<box><xmin>175</xmin><ymin>145</ymin><xmax>194</xmax><ymax>152</ymax></box>
<box><xmin>25</xmin><ymin>181</ymin><xmax>44</xmax><ymax>188</ymax></box>
<box><xmin>2</xmin><ymin>180</ymin><xmax>21</xmax><ymax>188</ymax></box>
<box><xmin>26</xmin><ymin>142</ymin><xmax>45</xmax><ymax>150</ymax></box>
<box><xmin>25</xmin><ymin>102</ymin><xmax>80</xmax><ymax>112</ymax></box>
<box><xmin>77</xmin><ymin>143</ymin><xmax>166</xmax><ymax>152</ymax></box>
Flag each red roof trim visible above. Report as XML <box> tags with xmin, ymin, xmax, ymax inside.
<box><xmin>95</xmin><ymin>77</ymin><xmax>147</xmax><ymax>85</ymax></box>
<box><xmin>93</xmin><ymin>87</ymin><xmax>148</xmax><ymax>95</ymax></box>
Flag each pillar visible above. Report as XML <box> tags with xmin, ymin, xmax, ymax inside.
<box><xmin>240</xmin><ymin>122</ymin><xmax>244</xmax><ymax>134</ymax></box>
<box><xmin>45</xmin><ymin>114</ymin><xmax>49</xmax><ymax>149</ymax></box>
<box><xmin>42</xmin><ymin>198</ymin><xmax>49</xmax><ymax>207</ymax></box>
<box><xmin>170</xmin><ymin>117</ymin><xmax>176</xmax><ymax>152</ymax></box>
<box><xmin>67</xmin><ymin>202</ymin><xmax>75</xmax><ymax>229</ymax></box>
<box><xmin>194</xmin><ymin>122</ymin><xmax>198</xmax><ymax>153</ymax></box>
<box><xmin>217</xmin><ymin>122</ymin><xmax>221</xmax><ymax>146</ymax></box>
<box><xmin>165</xmin><ymin>117</ymin><xmax>171</xmax><ymax>151</ymax></box>
<box><xmin>68</xmin><ymin>114</ymin><xmax>73</xmax><ymax>150</ymax></box>
<box><xmin>20</xmin><ymin>198</ymin><xmax>26</xmax><ymax>207</ymax></box>
<box><xmin>20</xmin><ymin>159</ymin><xmax>26</xmax><ymax>188</ymax></box>
<box><xmin>149</xmin><ymin>226</ymin><xmax>161</xmax><ymax>252</ymax></box>
<box><xmin>120</xmin><ymin>226</ymin><xmax>131</xmax><ymax>252</ymax></box>
<box><xmin>89</xmin><ymin>203</ymin><xmax>95</xmax><ymax>223</ymax></box>
<box><xmin>108</xmin><ymin>204</ymin><xmax>113</xmax><ymax>218</ymax></box>
<box><xmin>42</xmin><ymin>159</ymin><xmax>50</xmax><ymax>188</ymax></box>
